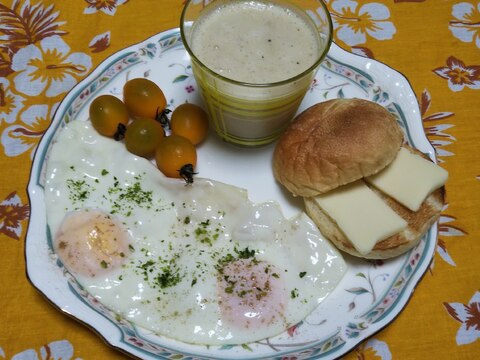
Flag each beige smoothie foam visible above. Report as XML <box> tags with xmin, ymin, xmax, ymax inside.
<box><xmin>191</xmin><ymin>0</ymin><xmax>323</xmax><ymax>84</ymax></box>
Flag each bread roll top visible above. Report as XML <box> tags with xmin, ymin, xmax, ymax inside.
<box><xmin>273</xmin><ymin>98</ymin><xmax>404</xmax><ymax>197</ymax></box>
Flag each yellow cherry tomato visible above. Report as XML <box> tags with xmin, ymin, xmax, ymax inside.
<box><xmin>155</xmin><ymin>135</ymin><xmax>197</xmax><ymax>181</ymax></box>
<box><xmin>123</xmin><ymin>78</ymin><xmax>167</xmax><ymax>119</ymax></box>
<box><xmin>89</xmin><ymin>95</ymin><xmax>129</xmax><ymax>139</ymax></box>
<box><xmin>125</xmin><ymin>118</ymin><xmax>165</xmax><ymax>158</ymax></box>
<box><xmin>170</xmin><ymin>103</ymin><xmax>209</xmax><ymax>145</ymax></box>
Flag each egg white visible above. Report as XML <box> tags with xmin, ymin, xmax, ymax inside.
<box><xmin>44</xmin><ymin>121</ymin><xmax>346</xmax><ymax>345</ymax></box>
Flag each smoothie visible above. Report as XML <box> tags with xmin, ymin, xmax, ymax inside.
<box><xmin>190</xmin><ymin>0</ymin><xmax>323</xmax><ymax>84</ymax></box>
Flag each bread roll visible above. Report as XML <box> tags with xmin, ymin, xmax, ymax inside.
<box><xmin>273</xmin><ymin>99</ymin><xmax>446</xmax><ymax>259</ymax></box>
<box><xmin>273</xmin><ymin>98</ymin><xmax>404</xmax><ymax>197</ymax></box>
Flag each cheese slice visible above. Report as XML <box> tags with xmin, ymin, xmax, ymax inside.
<box><xmin>366</xmin><ymin>147</ymin><xmax>448</xmax><ymax>212</ymax></box>
<box><xmin>314</xmin><ymin>180</ymin><xmax>407</xmax><ymax>255</ymax></box>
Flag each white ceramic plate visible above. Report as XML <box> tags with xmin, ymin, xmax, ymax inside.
<box><xmin>26</xmin><ymin>28</ymin><xmax>437</xmax><ymax>360</ymax></box>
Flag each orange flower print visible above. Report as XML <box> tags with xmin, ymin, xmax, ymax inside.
<box><xmin>420</xmin><ymin>89</ymin><xmax>455</xmax><ymax>161</ymax></box>
<box><xmin>346</xmin><ymin>338</ymin><xmax>391</xmax><ymax>360</ymax></box>
<box><xmin>327</xmin><ymin>0</ymin><xmax>396</xmax><ymax>46</ymax></box>
<box><xmin>89</xmin><ymin>31</ymin><xmax>111</xmax><ymax>53</ymax></box>
<box><xmin>1</xmin><ymin>103</ymin><xmax>52</xmax><ymax>158</ymax></box>
<box><xmin>0</xmin><ymin>191</ymin><xmax>29</xmax><ymax>240</ymax></box>
<box><xmin>0</xmin><ymin>78</ymin><xmax>25</xmax><ymax>124</ymax></box>
<box><xmin>0</xmin><ymin>0</ymin><xmax>66</xmax><ymax>77</ymax></box>
<box><xmin>84</xmin><ymin>0</ymin><xmax>128</xmax><ymax>16</ymax></box>
<box><xmin>449</xmin><ymin>2</ymin><xmax>480</xmax><ymax>48</ymax></box>
<box><xmin>10</xmin><ymin>35</ymin><xmax>92</xmax><ymax>98</ymax></box>
<box><xmin>444</xmin><ymin>291</ymin><xmax>480</xmax><ymax>345</ymax></box>
<box><xmin>436</xmin><ymin>205</ymin><xmax>467</xmax><ymax>267</ymax></box>
<box><xmin>0</xmin><ymin>340</ymin><xmax>80</xmax><ymax>359</ymax></box>
<box><xmin>433</xmin><ymin>56</ymin><xmax>480</xmax><ymax>91</ymax></box>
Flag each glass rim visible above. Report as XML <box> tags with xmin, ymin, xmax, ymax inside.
<box><xmin>179</xmin><ymin>0</ymin><xmax>333</xmax><ymax>88</ymax></box>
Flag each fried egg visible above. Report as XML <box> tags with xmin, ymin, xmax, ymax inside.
<box><xmin>44</xmin><ymin>121</ymin><xmax>346</xmax><ymax>345</ymax></box>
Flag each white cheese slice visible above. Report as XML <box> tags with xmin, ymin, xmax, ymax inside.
<box><xmin>366</xmin><ymin>147</ymin><xmax>448</xmax><ymax>212</ymax></box>
<box><xmin>314</xmin><ymin>180</ymin><xmax>407</xmax><ymax>255</ymax></box>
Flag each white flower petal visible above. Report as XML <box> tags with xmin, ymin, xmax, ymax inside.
<box><xmin>435</xmin><ymin>148</ymin><xmax>454</xmax><ymax>157</ymax></box>
<box><xmin>432</xmin><ymin>140</ymin><xmax>456</xmax><ymax>148</ymax></box>
<box><xmin>448</xmin><ymin>81</ymin><xmax>465</xmax><ymax>92</ymax></box>
<box><xmin>0</xmin><ymin>90</ymin><xmax>24</xmax><ymax>125</ymax></box>
<box><xmin>439</xmin><ymin>222</ymin><xmax>464</xmax><ymax>236</ymax></box>
<box><xmin>41</xmin><ymin>35</ymin><xmax>70</xmax><ymax>56</ymax></box>
<box><xmin>40</xmin><ymin>340</ymin><xmax>74</xmax><ymax>359</ymax></box>
<box><xmin>20</xmin><ymin>104</ymin><xmax>48</xmax><ymax>126</ymax></box>
<box><xmin>456</xmin><ymin>323</ymin><xmax>480</xmax><ymax>345</ymax></box>
<box><xmin>1</xmin><ymin>125</ymin><xmax>34</xmax><ymax>157</ymax></box>
<box><xmin>89</xmin><ymin>31</ymin><xmax>111</xmax><ymax>47</ymax></box>
<box><xmin>469</xmin><ymin>291</ymin><xmax>480</xmax><ymax>305</ymax></box>
<box><xmin>65</xmin><ymin>52</ymin><xmax>93</xmax><ymax>76</ymax></box>
<box><xmin>337</xmin><ymin>25</ymin><xmax>366</xmax><ymax>46</ymax></box>
<box><xmin>13</xmin><ymin>70</ymin><xmax>47</xmax><ymax>97</ymax></box>
<box><xmin>3</xmin><ymin>192</ymin><xmax>21</xmax><ymax>206</ymax></box>
<box><xmin>367</xmin><ymin>21</ymin><xmax>396</xmax><ymax>40</ymax></box>
<box><xmin>11</xmin><ymin>349</ymin><xmax>39</xmax><ymax>360</ymax></box>
<box><xmin>450</xmin><ymin>26</ymin><xmax>475</xmax><ymax>42</ymax></box>
<box><xmin>433</xmin><ymin>67</ymin><xmax>450</xmax><ymax>78</ymax></box>
<box><xmin>364</xmin><ymin>339</ymin><xmax>392</xmax><ymax>360</ymax></box>
<box><xmin>11</xmin><ymin>44</ymin><xmax>42</xmax><ymax>71</ymax></box>
<box><xmin>101</xmin><ymin>7</ymin><xmax>117</xmax><ymax>16</ymax></box>
<box><xmin>448</xmin><ymin>80</ymin><xmax>465</xmax><ymax>92</ymax></box>
<box><xmin>359</xmin><ymin>3</ymin><xmax>391</xmax><ymax>20</ymax></box>
<box><xmin>447</xmin><ymin>302</ymin><xmax>469</xmax><ymax>322</ymax></box>
<box><xmin>331</xmin><ymin>0</ymin><xmax>358</xmax><ymax>14</ymax></box>
<box><xmin>452</xmin><ymin>2</ymin><xmax>474</xmax><ymax>21</ymax></box>
<box><xmin>83</xmin><ymin>7</ymin><xmax>97</xmax><ymax>14</ymax></box>
<box><xmin>437</xmin><ymin>244</ymin><xmax>456</xmax><ymax>266</ymax></box>
<box><xmin>1</xmin><ymin>111</ymin><xmax>13</xmax><ymax>125</ymax></box>
<box><xmin>467</xmin><ymin>81</ymin><xmax>480</xmax><ymax>90</ymax></box>
<box><xmin>46</xmin><ymin>74</ymin><xmax>77</xmax><ymax>97</ymax></box>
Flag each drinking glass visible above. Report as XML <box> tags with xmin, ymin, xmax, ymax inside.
<box><xmin>180</xmin><ymin>0</ymin><xmax>332</xmax><ymax>147</ymax></box>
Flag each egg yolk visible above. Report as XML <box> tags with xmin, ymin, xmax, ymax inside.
<box><xmin>217</xmin><ymin>259</ymin><xmax>285</xmax><ymax>329</ymax></box>
<box><xmin>54</xmin><ymin>209</ymin><xmax>131</xmax><ymax>277</ymax></box>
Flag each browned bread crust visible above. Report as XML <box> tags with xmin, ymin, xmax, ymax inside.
<box><xmin>273</xmin><ymin>98</ymin><xmax>404</xmax><ymax>197</ymax></box>
<box><xmin>304</xmin><ymin>146</ymin><xmax>445</xmax><ymax>259</ymax></box>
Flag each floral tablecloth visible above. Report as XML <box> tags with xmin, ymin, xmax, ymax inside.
<box><xmin>1</xmin><ymin>0</ymin><xmax>479</xmax><ymax>359</ymax></box>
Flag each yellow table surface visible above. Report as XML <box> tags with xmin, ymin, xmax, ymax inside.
<box><xmin>1</xmin><ymin>0</ymin><xmax>479</xmax><ymax>359</ymax></box>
